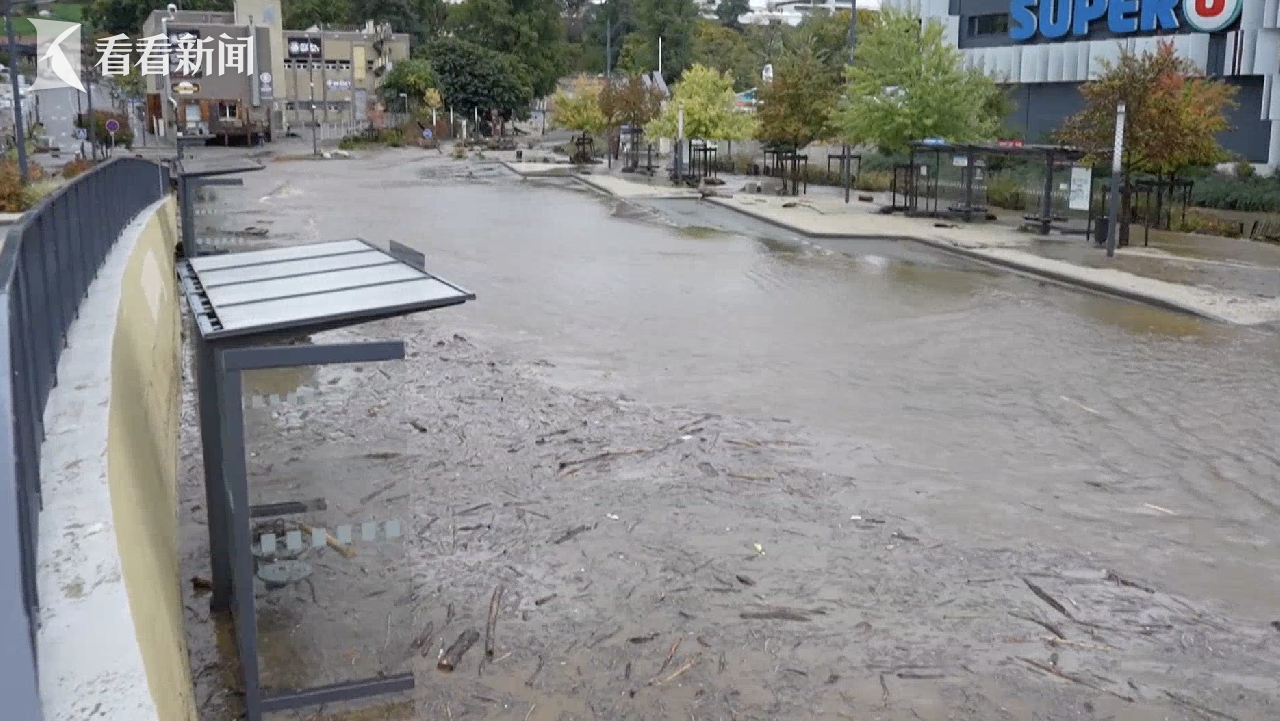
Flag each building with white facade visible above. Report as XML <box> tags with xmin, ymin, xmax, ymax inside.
<box><xmin>883</xmin><ymin>0</ymin><xmax>1278</xmax><ymax>169</ymax></box>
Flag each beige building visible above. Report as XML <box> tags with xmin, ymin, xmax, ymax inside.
<box><xmin>142</xmin><ymin>0</ymin><xmax>409</xmax><ymax>142</ymax></box>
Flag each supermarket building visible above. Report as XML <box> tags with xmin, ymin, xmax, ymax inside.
<box><xmin>884</xmin><ymin>0</ymin><xmax>1279</xmax><ymax>170</ymax></box>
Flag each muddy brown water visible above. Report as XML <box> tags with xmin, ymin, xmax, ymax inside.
<box><xmin>179</xmin><ymin>149</ymin><xmax>1280</xmax><ymax>721</ymax></box>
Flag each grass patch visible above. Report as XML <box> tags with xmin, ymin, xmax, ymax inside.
<box><xmin>9</xmin><ymin>4</ymin><xmax>84</xmax><ymax>36</ymax></box>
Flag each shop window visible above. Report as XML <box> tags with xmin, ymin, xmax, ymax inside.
<box><xmin>218</xmin><ymin>101</ymin><xmax>238</xmax><ymax>120</ymax></box>
<box><xmin>967</xmin><ymin>14</ymin><xmax>1010</xmax><ymax>37</ymax></box>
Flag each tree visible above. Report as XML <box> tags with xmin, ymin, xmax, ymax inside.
<box><xmin>446</xmin><ymin>0</ymin><xmax>566</xmax><ymax>98</ymax></box>
<box><xmin>831</xmin><ymin>8</ymin><xmax>1000</xmax><ymax>154</ymax></box>
<box><xmin>379</xmin><ymin>57</ymin><xmax>437</xmax><ymax>105</ymax></box>
<box><xmin>755</xmin><ymin>46</ymin><xmax>838</xmax><ymax>192</ymax></box>
<box><xmin>355</xmin><ymin>0</ymin><xmax>448</xmax><ymax>47</ymax></box>
<box><xmin>1056</xmin><ymin>41</ymin><xmax>1237</xmax><ymax>243</ymax></box>
<box><xmin>755</xmin><ymin>46</ymin><xmax>837</xmax><ymax>150</ymax></box>
<box><xmin>786</xmin><ymin>9</ymin><xmax>877</xmax><ymax>70</ymax></box>
<box><xmin>633</xmin><ymin>0</ymin><xmax>699</xmax><ymax>83</ymax></box>
<box><xmin>615</xmin><ymin>33</ymin><xmax>652</xmax><ymax>74</ymax></box>
<box><xmin>87</xmin><ymin>0</ymin><xmax>231</xmax><ymax>36</ymax></box>
<box><xmin>715</xmin><ymin>0</ymin><xmax>749</xmax><ymax>30</ymax></box>
<box><xmin>647</xmin><ymin>64</ymin><xmax>754</xmax><ymax>140</ymax></box>
<box><xmin>284</xmin><ymin>0</ymin><xmax>353</xmax><ymax>31</ymax></box>
<box><xmin>425</xmin><ymin>37</ymin><xmax>534</xmax><ymax>124</ymax></box>
<box><xmin>598</xmin><ymin>74</ymin><xmax>663</xmax><ymax>130</ymax></box>
<box><xmin>689</xmin><ymin>20</ymin><xmax>756</xmax><ymax>91</ymax></box>
<box><xmin>551</xmin><ymin>77</ymin><xmax>607</xmax><ymax>133</ymax></box>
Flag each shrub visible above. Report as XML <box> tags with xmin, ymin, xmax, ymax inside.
<box><xmin>0</xmin><ymin>160</ymin><xmax>47</xmax><ymax>212</ymax></box>
<box><xmin>1190</xmin><ymin>172</ymin><xmax>1280</xmax><ymax>213</ymax></box>
<box><xmin>75</xmin><ymin>110</ymin><xmax>134</xmax><ymax>149</ymax></box>
<box><xmin>1172</xmin><ymin>209</ymin><xmax>1245</xmax><ymax>238</ymax></box>
<box><xmin>985</xmin><ymin>172</ymin><xmax>1028</xmax><ymax>210</ymax></box>
<box><xmin>1234</xmin><ymin>161</ymin><xmax>1255</xmax><ymax>178</ymax></box>
<box><xmin>855</xmin><ymin>170</ymin><xmax>893</xmax><ymax>193</ymax></box>
<box><xmin>61</xmin><ymin>158</ymin><xmax>94</xmax><ymax>179</ymax></box>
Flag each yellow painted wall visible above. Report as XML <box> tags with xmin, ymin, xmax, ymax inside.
<box><xmin>105</xmin><ymin>196</ymin><xmax>196</xmax><ymax>721</ymax></box>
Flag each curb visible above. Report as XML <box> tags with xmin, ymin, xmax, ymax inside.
<box><xmin>499</xmin><ymin>160</ymin><xmax>577</xmax><ymax>178</ymax></box>
<box><xmin>702</xmin><ymin>197</ymin><xmax>1232</xmax><ymax>324</ymax></box>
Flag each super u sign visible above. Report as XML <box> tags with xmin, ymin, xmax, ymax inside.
<box><xmin>1009</xmin><ymin>0</ymin><xmax>1244</xmax><ymax>41</ymax></box>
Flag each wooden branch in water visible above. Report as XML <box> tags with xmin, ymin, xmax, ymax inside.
<box><xmin>438</xmin><ymin>629</ymin><xmax>480</xmax><ymax>671</ymax></box>
<box><xmin>485</xmin><ymin>584</ymin><xmax>505</xmax><ymax>657</ymax></box>
<box><xmin>1016</xmin><ymin>657</ymin><xmax>1133</xmax><ymax>703</ymax></box>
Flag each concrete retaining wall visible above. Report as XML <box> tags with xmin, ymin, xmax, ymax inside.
<box><xmin>37</xmin><ymin>195</ymin><xmax>195</xmax><ymax>721</ymax></box>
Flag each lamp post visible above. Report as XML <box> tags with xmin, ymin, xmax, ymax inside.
<box><xmin>1105</xmin><ymin>101</ymin><xmax>1126</xmax><ymax>258</ymax></box>
<box><xmin>398</xmin><ymin>91</ymin><xmax>407</xmax><ymax>116</ymax></box>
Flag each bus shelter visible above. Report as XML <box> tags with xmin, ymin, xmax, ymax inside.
<box><xmin>906</xmin><ymin>142</ymin><xmax>1088</xmax><ymax>232</ymax></box>
<box><xmin>179</xmin><ymin>238</ymin><xmax>474</xmax><ymax>721</ymax></box>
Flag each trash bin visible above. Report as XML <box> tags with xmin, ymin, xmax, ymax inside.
<box><xmin>1093</xmin><ymin>217</ymin><xmax>1108</xmax><ymax>246</ymax></box>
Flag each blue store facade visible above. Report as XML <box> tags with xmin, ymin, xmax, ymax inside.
<box><xmin>884</xmin><ymin>0</ymin><xmax>1279</xmax><ymax>169</ymax></box>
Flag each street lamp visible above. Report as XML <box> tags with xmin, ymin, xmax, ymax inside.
<box><xmin>398</xmin><ymin>91</ymin><xmax>407</xmax><ymax>116</ymax></box>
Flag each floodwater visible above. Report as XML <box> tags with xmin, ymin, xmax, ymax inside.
<box><xmin>180</xmin><ymin>148</ymin><xmax>1280</xmax><ymax>720</ymax></box>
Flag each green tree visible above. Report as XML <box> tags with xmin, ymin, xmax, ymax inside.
<box><xmin>284</xmin><ymin>0</ymin><xmax>353</xmax><ymax>30</ymax></box>
<box><xmin>831</xmin><ymin>8</ymin><xmax>1000</xmax><ymax>154</ymax></box>
<box><xmin>550</xmin><ymin>77</ymin><xmax>607</xmax><ymax>134</ymax></box>
<box><xmin>379</xmin><ymin>57</ymin><xmax>437</xmax><ymax>105</ymax></box>
<box><xmin>1057</xmin><ymin>41</ymin><xmax>1237</xmax><ymax>243</ymax></box>
<box><xmin>647</xmin><ymin>64</ymin><xmax>754</xmax><ymax>140</ymax></box>
<box><xmin>615</xmin><ymin>33</ymin><xmax>652</xmax><ymax>74</ymax></box>
<box><xmin>579</xmin><ymin>0</ymin><xmax>638</xmax><ymax>73</ymax></box>
<box><xmin>425</xmin><ymin>37</ymin><xmax>534</xmax><ymax>122</ymax></box>
<box><xmin>755</xmin><ymin>46</ymin><xmax>837</xmax><ymax>150</ymax></box>
<box><xmin>633</xmin><ymin>0</ymin><xmax>698</xmax><ymax>83</ymax></box>
<box><xmin>785</xmin><ymin>8</ymin><xmax>876</xmax><ymax>70</ymax></box>
<box><xmin>354</xmin><ymin>0</ymin><xmax>448</xmax><ymax>46</ymax></box>
<box><xmin>447</xmin><ymin>0</ymin><xmax>566</xmax><ymax>98</ymax></box>
<box><xmin>87</xmin><ymin>0</ymin><xmax>231</xmax><ymax>36</ymax></box>
<box><xmin>690</xmin><ymin>20</ymin><xmax>756</xmax><ymax>91</ymax></box>
<box><xmin>715</xmin><ymin>0</ymin><xmax>749</xmax><ymax>30</ymax></box>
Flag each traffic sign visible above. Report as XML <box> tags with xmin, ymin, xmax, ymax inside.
<box><xmin>104</xmin><ymin>119</ymin><xmax>120</xmax><ymax>133</ymax></box>
<box><xmin>422</xmin><ymin>128</ymin><xmax>433</xmax><ymax>140</ymax></box>
<box><xmin>75</xmin><ymin>128</ymin><xmax>86</xmax><ymax>141</ymax></box>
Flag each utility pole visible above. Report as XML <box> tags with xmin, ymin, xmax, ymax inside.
<box><xmin>842</xmin><ymin>0</ymin><xmax>857</xmax><ymax>201</ymax></box>
<box><xmin>605</xmin><ymin>16</ymin><xmax>611</xmax><ymax>77</ymax></box>
<box><xmin>657</xmin><ymin>37</ymin><xmax>662</xmax><ymax>78</ymax></box>
<box><xmin>4</xmin><ymin>0</ymin><xmax>28</xmax><ymax>181</ymax></box>
<box><xmin>309</xmin><ymin>80</ymin><xmax>318</xmax><ymax>155</ymax></box>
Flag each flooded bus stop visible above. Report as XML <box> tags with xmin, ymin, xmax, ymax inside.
<box><xmin>178</xmin><ymin>238</ymin><xmax>474</xmax><ymax>720</ymax></box>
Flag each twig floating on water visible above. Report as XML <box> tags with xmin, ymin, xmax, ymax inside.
<box><xmin>656</xmin><ymin>636</ymin><xmax>683</xmax><ymax>676</ymax></box>
<box><xmin>628</xmin><ymin>632</ymin><xmax>659</xmax><ymax>644</ymax></box>
<box><xmin>1162</xmin><ymin>691</ymin><xmax>1237</xmax><ymax>720</ymax></box>
<box><xmin>484</xmin><ymin>584</ymin><xmax>505</xmax><ymax>657</ymax></box>
<box><xmin>1022</xmin><ymin>578</ymin><xmax>1072</xmax><ymax>620</ymax></box>
<box><xmin>551</xmin><ymin>524</ymin><xmax>596</xmax><ymax>545</ymax></box>
<box><xmin>741</xmin><ymin>608</ymin><xmax>811</xmax><ymax>622</ymax></box>
<box><xmin>1009</xmin><ymin>611</ymin><xmax>1066</xmax><ymax>640</ymax></box>
<box><xmin>649</xmin><ymin>652</ymin><xmax>701</xmax><ymax>686</ymax></box>
<box><xmin>438</xmin><ymin>629</ymin><xmax>480</xmax><ymax>671</ymax></box>
<box><xmin>1016</xmin><ymin>657</ymin><xmax>1134</xmax><ymax>703</ymax></box>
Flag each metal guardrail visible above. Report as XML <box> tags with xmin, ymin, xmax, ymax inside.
<box><xmin>0</xmin><ymin>157</ymin><xmax>171</xmax><ymax>717</ymax></box>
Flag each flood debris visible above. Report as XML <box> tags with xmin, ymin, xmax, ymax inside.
<box><xmin>534</xmin><ymin>593</ymin><xmax>557</xmax><ymax>606</ymax></box>
<box><xmin>410</xmin><ymin>621</ymin><xmax>436</xmax><ymax>656</ymax></box>
<box><xmin>438</xmin><ymin>629</ymin><xmax>481</xmax><ymax>671</ymax></box>
<box><xmin>552</xmin><ymin>523</ymin><xmax>596</xmax><ymax>545</ymax></box>
<box><xmin>655</xmin><ymin>636</ymin><xmax>683</xmax><ymax>677</ymax></box>
<box><xmin>1016</xmin><ymin>656</ymin><xmax>1134</xmax><ymax>703</ymax></box>
<box><xmin>648</xmin><ymin>652</ymin><xmax>702</xmax><ymax>686</ymax></box>
<box><xmin>190</xmin><ymin>576</ymin><xmax>213</xmax><ymax>592</ymax></box>
<box><xmin>298</xmin><ymin>521</ymin><xmax>355</xmax><ymax>558</ymax></box>
<box><xmin>484</xmin><ymin>584</ymin><xmax>505</xmax><ymax>657</ymax></box>
<box><xmin>1162</xmin><ymin>691</ymin><xmax>1238</xmax><ymax>720</ymax></box>
<box><xmin>628</xmin><ymin>632</ymin><xmax>659</xmax><ymax>644</ymax></box>
<box><xmin>735</xmin><ymin>574</ymin><xmax>756</xmax><ymax>587</ymax></box>
<box><xmin>1009</xmin><ymin>611</ymin><xmax>1066</xmax><ymax>640</ymax></box>
<box><xmin>740</xmin><ymin>607</ymin><xmax>817</xmax><ymax>622</ymax></box>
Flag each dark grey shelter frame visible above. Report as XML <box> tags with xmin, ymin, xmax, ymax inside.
<box><xmin>907</xmin><ymin>142</ymin><xmax>1087</xmax><ymax>229</ymax></box>
<box><xmin>177</xmin><ymin>238</ymin><xmax>475</xmax><ymax>720</ymax></box>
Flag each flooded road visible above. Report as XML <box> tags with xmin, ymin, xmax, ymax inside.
<box><xmin>182</xmin><ymin>149</ymin><xmax>1280</xmax><ymax>720</ymax></box>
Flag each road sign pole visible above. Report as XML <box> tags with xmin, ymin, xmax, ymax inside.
<box><xmin>1105</xmin><ymin>101</ymin><xmax>1126</xmax><ymax>258</ymax></box>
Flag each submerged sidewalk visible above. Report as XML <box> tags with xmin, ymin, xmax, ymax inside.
<box><xmin>508</xmin><ymin>163</ymin><xmax>1280</xmax><ymax>326</ymax></box>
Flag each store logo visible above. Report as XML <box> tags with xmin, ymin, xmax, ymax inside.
<box><xmin>1009</xmin><ymin>0</ymin><xmax>1243</xmax><ymax>41</ymax></box>
<box><xmin>1182</xmin><ymin>0</ymin><xmax>1242</xmax><ymax>33</ymax></box>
